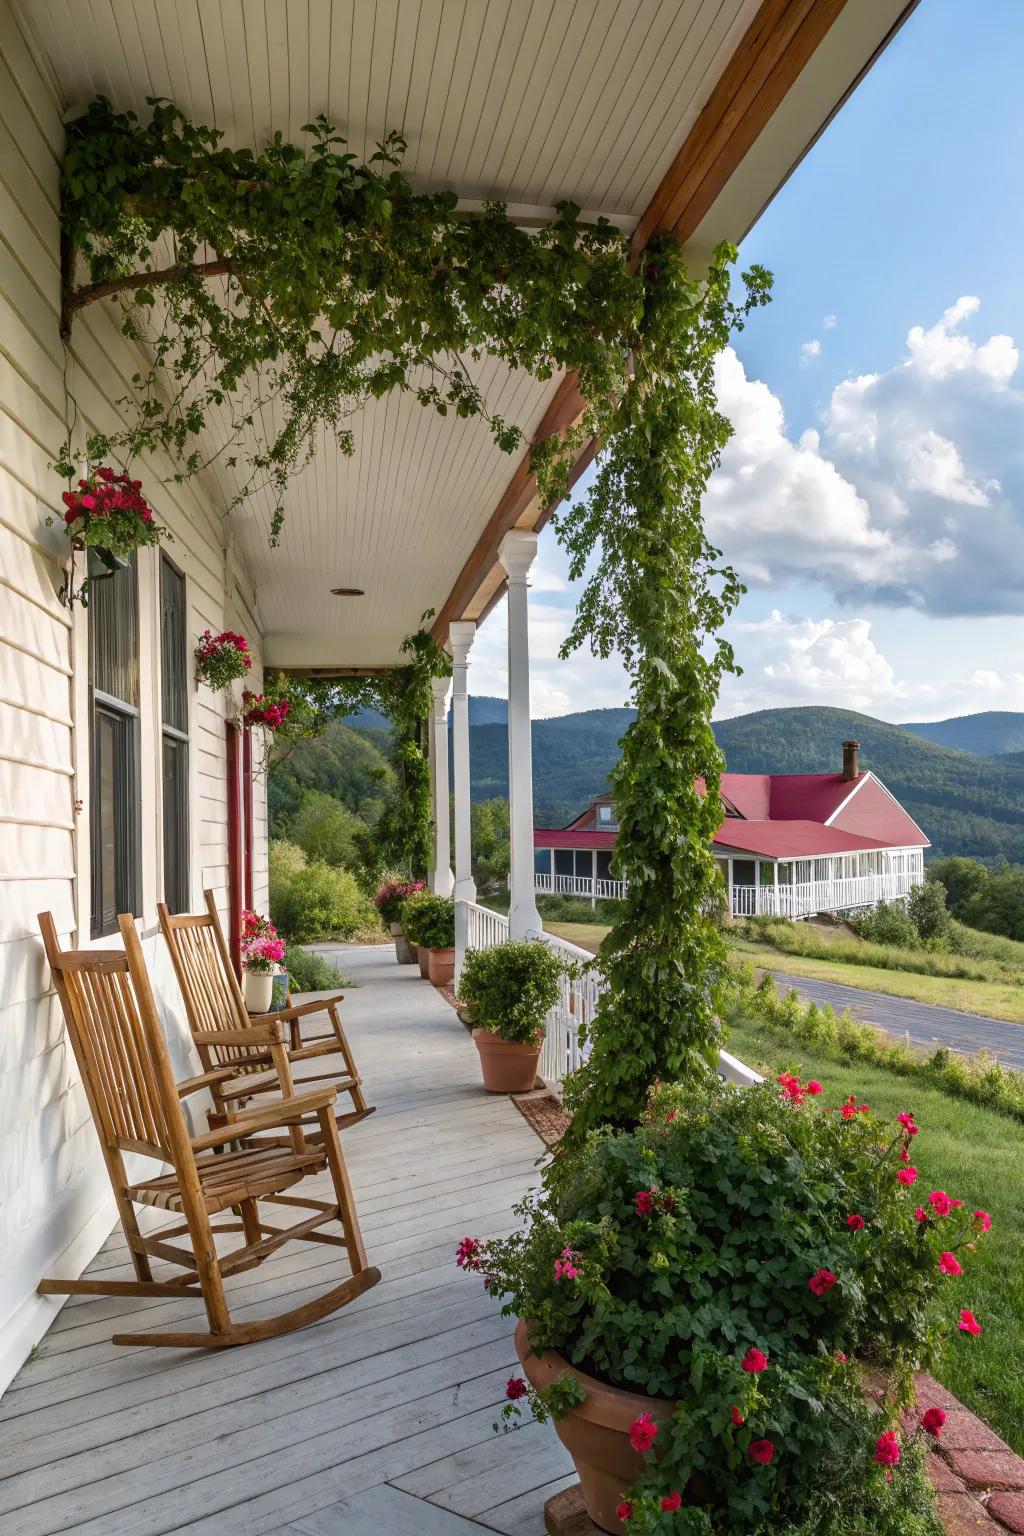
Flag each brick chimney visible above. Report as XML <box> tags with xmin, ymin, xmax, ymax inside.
<box><xmin>842</xmin><ymin>740</ymin><xmax>860</xmax><ymax>782</ymax></box>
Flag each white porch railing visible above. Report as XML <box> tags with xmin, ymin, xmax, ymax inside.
<box><xmin>456</xmin><ymin>900</ymin><xmax>761</xmax><ymax>1096</ymax></box>
<box><xmin>731</xmin><ymin>870</ymin><xmax>922</xmax><ymax>919</ymax></box>
<box><xmin>532</xmin><ymin>872</ymin><xmax>627</xmax><ymax>900</ymax></box>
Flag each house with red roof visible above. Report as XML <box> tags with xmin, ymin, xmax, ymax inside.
<box><xmin>533</xmin><ymin>741</ymin><xmax>929</xmax><ymax>919</ymax></box>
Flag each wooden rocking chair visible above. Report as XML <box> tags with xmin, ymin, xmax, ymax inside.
<box><xmin>158</xmin><ymin>890</ymin><xmax>374</xmax><ymax>1143</ymax></box>
<box><xmin>37</xmin><ymin>912</ymin><xmax>380</xmax><ymax>1348</ymax></box>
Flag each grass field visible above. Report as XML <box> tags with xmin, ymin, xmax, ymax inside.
<box><xmin>727</xmin><ymin>1011</ymin><xmax>1024</xmax><ymax>1455</ymax></box>
<box><xmin>731</xmin><ymin>933</ymin><xmax>1024</xmax><ymax>1024</ymax></box>
<box><xmin>545</xmin><ymin>921</ymin><xmax>610</xmax><ymax>953</ymax></box>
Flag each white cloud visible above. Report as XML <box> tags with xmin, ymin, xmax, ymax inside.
<box><xmin>822</xmin><ymin>314</ymin><xmax>838</xmax><ymax>330</ymax></box>
<box><xmin>721</xmin><ymin>612</ymin><xmax>904</xmax><ymax>715</ymax></box>
<box><xmin>800</xmin><ymin>338</ymin><xmax>821</xmax><ymax>361</ymax></box>
<box><xmin>707</xmin><ymin>297</ymin><xmax>1024</xmax><ymax>615</ymax></box>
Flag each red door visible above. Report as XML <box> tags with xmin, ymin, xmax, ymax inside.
<box><xmin>226</xmin><ymin>722</ymin><xmax>255</xmax><ymax>977</ymax></box>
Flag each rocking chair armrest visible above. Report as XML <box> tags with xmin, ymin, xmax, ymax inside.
<box><xmin>249</xmin><ymin>994</ymin><xmax>344</xmax><ymax>1026</ymax></box>
<box><xmin>190</xmin><ymin>1087</ymin><xmax>339</xmax><ymax>1150</ymax></box>
<box><xmin>201</xmin><ymin>1023</ymin><xmax>285</xmax><ymax>1047</ymax></box>
<box><xmin>176</xmin><ymin>1067</ymin><xmax>239</xmax><ymax>1098</ymax></box>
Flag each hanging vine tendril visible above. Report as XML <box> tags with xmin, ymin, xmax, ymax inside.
<box><xmin>59</xmin><ymin>97</ymin><xmax>771</xmax><ymax>1129</ymax></box>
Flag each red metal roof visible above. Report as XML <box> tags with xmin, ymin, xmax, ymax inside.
<box><xmin>534</xmin><ymin>829</ymin><xmax>618</xmax><ymax>850</ymax></box>
<box><xmin>711</xmin><ymin>820</ymin><xmax>891</xmax><ymax>859</ymax></box>
<box><xmin>766</xmin><ymin>772</ymin><xmax>863</xmax><ymax>822</ymax></box>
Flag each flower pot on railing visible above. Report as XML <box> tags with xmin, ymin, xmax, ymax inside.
<box><xmin>472</xmin><ymin>1029</ymin><xmax>542</xmax><ymax>1092</ymax></box>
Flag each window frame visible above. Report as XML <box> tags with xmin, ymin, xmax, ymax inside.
<box><xmin>89</xmin><ymin>544</ymin><xmax>142</xmax><ymax>937</ymax></box>
<box><xmin>159</xmin><ymin>553</ymin><xmax>191</xmax><ymax>914</ymax></box>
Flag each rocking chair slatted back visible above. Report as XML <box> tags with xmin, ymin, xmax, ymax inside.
<box><xmin>39</xmin><ymin>915</ymin><xmax>175</xmax><ymax>1158</ymax></box>
<box><xmin>159</xmin><ymin>892</ymin><xmax>251</xmax><ymax>1066</ymax></box>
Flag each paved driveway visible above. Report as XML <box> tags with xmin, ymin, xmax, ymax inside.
<box><xmin>770</xmin><ymin>970</ymin><xmax>1024</xmax><ymax>1073</ymax></box>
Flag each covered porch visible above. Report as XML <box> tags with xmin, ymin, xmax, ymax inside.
<box><xmin>720</xmin><ymin>847</ymin><xmax>926</xmax><ymax>920</ymax></box>
<box><xmin>0</xmin><ymin>945</ymin><xmax>575</xmax><ymax>1536</ymax></box>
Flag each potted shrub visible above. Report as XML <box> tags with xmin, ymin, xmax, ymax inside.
<box><xmin>459</xmin><ymin>1076</ymin><xmax>986</xmax><ymax>1534</ymax></box>
<box><xmin>374</xmin><ymin>877</ymin><xmax>425</xmax><ymax>965</ymax></box>
<box><xmin>457</xmin><ymin>940</ymin><xmax>567</xmax><ymax>1092</ymax></box>
<box><xmin>240</xmin><ymin>908</ymin><xmax>286</xmax><ymax>1012</ymax></box>
<box><xmin>402</xmin><ymin>894</ymin><xmax>456</xmax><ymax>987</ymax></box>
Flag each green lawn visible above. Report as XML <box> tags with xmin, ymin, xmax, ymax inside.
<box><xmin>731</xmin><ymin>933</ymin><xmax>1024</xmax><ymax>1025</ymax></box>
<box><xmin>545</xmin><ymin>920</ymin><xmax>611</xmax><ymax>953</ymax></box>
<box><xmin>727</xmin><ymin>1011</ymin><xmax>1024</xmax><ymax>1455</ymax></box>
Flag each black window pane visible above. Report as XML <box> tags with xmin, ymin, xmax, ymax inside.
<box><xmin>89</xmin><ymin>553</ymin><xmax>139</xmax><ymax>706</ymax></box>
<box><xmin>162</xmin><ymin>736</ymin><xmax>189</xmax><ymax>913</ymax></box>
<box><xmin>160</xmin><ymin>557</ymin><xmax>188</xmax><ymax>733</ymax></box>
<box><xmin>91</xmin><ymin>702</ymin><xmax>138</xmax><ymax>936</ymax></box>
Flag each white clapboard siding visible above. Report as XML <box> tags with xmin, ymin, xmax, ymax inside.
<box><xmin>0</xmin><ymin>0</ymin><xmax>268</xmax><ymax>1396</ymax></box>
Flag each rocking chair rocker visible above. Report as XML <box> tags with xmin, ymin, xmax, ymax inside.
<box><xmin>37</xmin><ymin>911</ymin><xmax>380</xmax><ymax>1348</ymax></box>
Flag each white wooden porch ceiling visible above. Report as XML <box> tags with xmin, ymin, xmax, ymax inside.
<box><xmin>13</xmin><ymin>0</ymin><xmax>913</xmax><ymax>667</ymax></box>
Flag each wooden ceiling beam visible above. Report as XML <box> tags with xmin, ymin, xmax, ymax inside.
<box><xmin>431</xmin><ymin>0</ymin><xmax>851</xmax><ymax>649</ymax></box>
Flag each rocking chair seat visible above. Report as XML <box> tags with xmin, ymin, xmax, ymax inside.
<box><xmin>128</xmin><ymin>1145</ymin><xmax>324</xmax><ymax>1214</ymax></box>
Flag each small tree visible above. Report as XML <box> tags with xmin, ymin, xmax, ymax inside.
<box><xmin>907</xmin><ymin>879</ymin><xmax>950</xmax><ymax>943</ymax></box>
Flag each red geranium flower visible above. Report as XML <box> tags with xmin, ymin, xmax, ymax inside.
<box><xmin>928</xmin><ymin>1190</ymin><xmax>955</xmax><ymax>1217</ymax></box>
<box><xmin>897</xmin><ymin>1167</ymin><xmax>918</xmax><ymax>1186</ymax></box>
<box><xmin>742</xmin><ymin>1347</ymin><xmax>768</xmax><ymax>1374</ymax></box>
<box><xmin>914</xmin><ymin>1207</ymin><xmax>929</xmax><ymax>1222</ymax></box>
<box><xmin>616</xmin><ymin>1502</ymin><xmax>633</xmax><ymax>1523</ymax></box>
<box><xmin>938</xmin><ymin>1251</ymin><xmax>963</xmax><ymax>1277</ymax></box>
<box><xmin>806</xmin><ymin>1080</ymin><xmax>822</xmax><ymax>1095</ymax></box>
<box><xmin>628</xmin><ymin>1412</ymin><xmax>659</xmax><ymax>1453</ymax></box>
<box><xmin>808</xmin><ymin>1268</ymin><xmax>837</xmax><ymax>1297</ymax></box>
<box><xmin>959</xmin><ymin>1309</ymin><xmax>982</xmax><ymax>1335</ymax></box>
<box><xmin>847</xmin><ymin>1213</ymin><xmax>865</xmax><ymax>1231</ymax></box>
<box><xmin>505</xmin><ymin>1377</ymin><xmax>527</xmax><ymax>1400</ymax></box>
<box><xmin>875</xmin><ymin>1431</ymin><xmax>900</xmax><ymax>1466</ymax></box>
<box><xmin>973</xmin><ymin>1210</ymin><xmax>991</xmax><ymax>1231</ymax></box>
<box><xmin>731</xmin><ymin>1405</ymin><xmax>745</xmax><ymax>1426</ymax></box>
<box><xmin>455</xmin><ymin>1236</ymin><xmax>481</xmax><ymax>1270</ymax></box>
<box><xmin>634</xmin><ymin>1190</ymin><xmax>655</xmax><ymax>1215</ymax></box>
<box><xmin>921</xmin><ymin>1408</ymin><xmax>946</xmax><ymax>1437</ymax></box>
<box><xmin>749</xmin><ymin>1440</ymin><xmax>775</xmax><ymax>1465</ymax></box>
<box><xmin>660</xmin><ymin>1492</ymin><xmax>682</xmax><ymax>1512</ymax></box>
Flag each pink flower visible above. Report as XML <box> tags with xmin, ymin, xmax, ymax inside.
<box><xmin>731</xmin><ymin>1405</ymin><xmax>745</xmax><ymax>1426</ymax></box>
<box><xmin>874</xmin><ymin>1431</ymin><xmax>900</xmax><ymax>1466</ymax></box>
<box><xmin>921</xmin><ymin>1408</ymin><xmax>946</xmax><ymax>1437</ymax></box>
<box><xmin>742</xmin><ymin>1347</ymin><xmax>768</xmax><ymax>1374</ymax></box>
<box><xmin>660</xmin><ymin>1492</ymin><xmax>682</xmax><ymax>1512</ymax></box>
<box><xmin>505</xmin><ymin>1377</ymin><xmax>528</xmax><ymax>1400</ymax></box>
<box><xmin>634</xmin><ymin>1190</ymin><xmax>655</xmax><ymax>1215</ymax></box>
<box><xmin>973</xmin><ymin>1210</ymin><xmax>991</xmax><ymax>1232</ymax></box>
<box><xmin>616</xmin><ymin>1502</ymin><xmax>633</xmax><ymax>1524</ymax></box>
<box><xmin>749</xmin><ymin>1440</ymin><xmax>775</xmax><ymax>1465</ymax></box>
<box><xmin>554</xmin><ymin>1247</ymin><xmax>581</xmax><ymax>1281</ymax></box>
<box><xmin>928</xmin><ymin>1190</ymin><xmax>955</xmax><ymax>1217</ymax></box>
<box><xmin>841</xmin><ymin>1102</ymin><xmax>858</xmax><ymax>1120</ymax></box>
<box><xmin>847</xmin><ymin>1214</ymin><xmax>865</xmax><ymax>1231</ymax></box>
<box><xmin>455</xmin><ymin>1236</ymin><xmax>482</xmax><ymax>1270</ymax></box>
<box><xmin>806</xmin><ymin>1080</ymin><xmax>822</xmax><ymax>1095</ymax></box>
<box><xmin>628</xmin><ymin>1413</ymin><xmax>659</xmax><ymax>1454</ymax></box>
<box><xmin>897</xmin><ymin>1112</ymin><xmax>918</xmax><ymax>1134</ymax></box>
<box><xmin>959</xmin><ymin>1310</ymin><xmax>982</xmax><ymax>1335</ymax></box>
<box><xmin>777</xmin><ymin>1072</ymin><xmax>805</xmax><ymax>1105</ymax></box>
<box><xmin>897</xmin><ymin>1167</ymin><xmax>918</xmax><ymax>1186</ymax></box>
<box><xmin>836</xmin><ymin>1351</ymin><xmax>847</xmax><ymax>1363</ymax></box>
<box><xmin>914</xmin><ymin>1207</ymin><xmax>929</xmax><ymax>1223</ymax></box>
<box><xmin>938</xmin><ymin>1251</ymin><xmax>963</xmax><ymax>1277</ymax></box>
<box><xmin>808</xmin><ymin>1268</ymin><xmax>837</xmax><ymax>1297</ymax></box>
<box><xmin>80</xmin><ymin>493</ymin><xmax>96</xmax><ymax>511</ymax></box>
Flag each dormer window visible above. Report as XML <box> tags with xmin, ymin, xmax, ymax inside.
<box><xmin>597</xmin><ymin>803</ymin><xmax>618</xmax><ymax>830</ymax></box>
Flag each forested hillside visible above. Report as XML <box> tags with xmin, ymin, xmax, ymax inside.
<box><xmin>902</xmin><ymin>711</ymin><xmax>1024</xmax><ymax>756</ymax></box>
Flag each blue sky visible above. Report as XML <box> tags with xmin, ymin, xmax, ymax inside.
<box><xmin>472</xmin><ymin>0</ymin><xmax>1024</xmax><ymax>724</ymax></box>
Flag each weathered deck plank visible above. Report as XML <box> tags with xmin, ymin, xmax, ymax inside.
<box><xmin>0</xmin><ymin>946</ymin><xmax>564</xmax><ymax>1536</ymax></box>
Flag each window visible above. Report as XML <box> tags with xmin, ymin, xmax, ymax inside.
<box><xmin>89</xmin><ymin>553</ymin><xmax>140</xmax><ymax>937</ymax></box>
<box><xmin>160</xmin><ymin>555</ymin><xmax>190</xmax><ymax>913</ymax></box>
<box><xmin>596</xmin><ymin>803</ymin><xmax>618</xmax><ymax>829</ymax></box>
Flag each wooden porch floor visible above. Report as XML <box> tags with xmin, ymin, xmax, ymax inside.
<box><xmin>0</xmin><ymin>945</ymin><xmax>572</xmax><ymax>1535</ymax></box>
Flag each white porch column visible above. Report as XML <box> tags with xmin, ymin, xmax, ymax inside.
<box><xmin>428</xmin><ymin>675</ymin><xmax>453</xmax><ymax>896</ymax></box>
<box><xmin>449</xmin><ymin>621</ymin><xmax>477</xmax><ymax>905</ymax></box>
<box><xmin>727</xmin><ymin>858</ymin><xmax>734</xmax><ymax>920</ymax></box>
<box><xmin>498</xmin><ymin>529</ymin><xmax>542</xmax><ymax>939</ymax></box>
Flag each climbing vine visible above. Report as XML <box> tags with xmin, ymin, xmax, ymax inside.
<box><xmin>58</xmin><ymin>97</ymin><xmax>771</xmax><ymax>1130</ymax></box>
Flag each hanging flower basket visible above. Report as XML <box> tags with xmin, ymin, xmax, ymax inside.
<box><xmin>55</xmin><ymin>465</ymin><xmax>168</xmax><ymax>607</ymax></box>
<box><xmin>241</xmin><ymin>689</ymin><xmax>291</xmax><ymax>730</ymax></box>
<box><xmin>194</xmin><ymin>629</ymin><xmax>252</xmax><ymax>690</ymax></box>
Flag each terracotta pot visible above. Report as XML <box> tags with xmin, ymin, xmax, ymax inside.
<box><xmin>390</xmin><ymin>923</ymin><xmax>417</xmax><ymax>965</ymax></box>
<box><xmin>243</xmin><ymin>970</ymin><xmax>274</xmax><ymax>1014</ymax></box>
<box><xmin>472</xmin><ymin>1029</ymin><xmax>542</xmax><ymax>1093</ymax></box>
<box><xmin>515</xmin><ymin>1319</ymin><xmax>675</xmax><ymax>1533</ymax></box>
<box><xmin>415</xmin><ymin>945</ymin><xmax>430</xmax><ymax>979</ymax></box>
<box><xmin>427</xmin><ymin>946</ymin><xmax>456</xmax><ymax>988</ymax></box>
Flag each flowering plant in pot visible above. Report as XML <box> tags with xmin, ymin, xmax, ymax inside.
<box><xmin>241</xmin><ymin>688</ymin><xmax>291</xmax><ymax>730</ymax></box>
<box><xmin>459</xmin><ymin>1074</ymin><xmax>987</xmax><ymax>1535</ymax></box>
<box><xmin>194</xmin><ymin>629</ymin><xmax>252</xmax><ymax>690</ymax></box>
<box><xmin>457</xmin><ymin>940</ymin><xmax>568</xmax><ymax>1092</ymax></box>
<box><xmin>373</xmin><ymin>877</ymin><xmax>425</xmax><ymax>965</ymax></box>
<box><xmin>53</xmin><ymin>465</ymin><xmax>168</xmax><ymax>606</ymax></box>
<box><xmin>401</xmin><ymin>894</ymin><xmax>455</xmax><ymax>987</ymax></box>
<box><xmin>240</xmin><ymin>908</ymin><xmax>286</xmax><ymax>1012</ymax></box>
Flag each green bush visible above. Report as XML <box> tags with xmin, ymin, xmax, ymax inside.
<box><xmin>730</xmin><ymin>965</ymin><xmax>1024</xmax><ymax>1125</ymax></box>
<box><xmin>269</xmin><ymin>839</ymin><xmax>308</xmax><ymax>923</ymax></box>
<box><xmin>852</xmin><ymin>900</ymin><xmax>919</xmax><ymax>949</ymax></box>
<box><xmin>273</xmin><ymin>860</ymin><xmax>380</xmax><ymax>943</ymax></box>
<box><xmin>538</xmin><ymin>893</ymin><xmax>628</xmax><ymax>924</ymax></box>
<box><xmin>740</xmin><ymin>914</ymin><xmax>1023</xmax><ymax>985</ymax></box>
<box><xmin>464</xmin><ymin>1073</ymin><xmax>963</xmax><ymax>1534</ymax></box>
<box><xmin>457</xmin><ymin>940</ymin><xmax>568</xmax><ymax>1043</ymax></box>
<box><xmin>906</xmin><ymin>879</ymin><xmax>950</xmax><ymax>942</ymax></box>
<box><xmin>284</xmin><ymin>945</ymin><xmax>354</xmax><ymax>992</ymax></box>
<box><xmin>289</xmin><ymin>789</ymin><xmax>365</xmax><ymax>870</ymax></box>
<box><xmin>401</xmin><ymin>892</ymin><xmax>455</xmax><ymax>950</ymax></box>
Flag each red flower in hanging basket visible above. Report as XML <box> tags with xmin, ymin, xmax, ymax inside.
<box><xmin>241</xmin><ymin>689</ymin><xmax>292</xmax><ymax>730</ymax></box>
<box><xmin>195</xmin><ymin>629</ymin><xmax>252</xmax><ymax>689</ymax></box>
<box><xmin>59</xmin><ymin>465</ymin><xmax>167</xmax><ymax>558</ymax></box>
